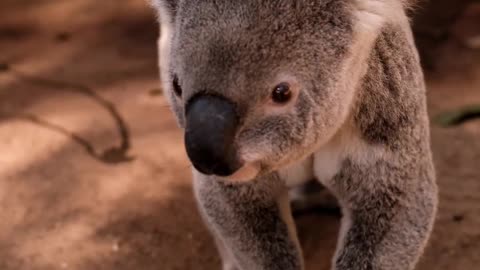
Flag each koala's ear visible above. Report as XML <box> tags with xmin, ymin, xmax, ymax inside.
<box><xmin>150</xmin><ymin>0</ymin><xmax>177</xmax><ymax>22</ymax></box>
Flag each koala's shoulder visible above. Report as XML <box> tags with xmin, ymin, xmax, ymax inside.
<box><xmin>354</xmin><ymin>25</ymin><xmax>425</xmax><ymax>150</ymax></box>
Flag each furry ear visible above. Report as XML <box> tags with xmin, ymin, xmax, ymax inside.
<box><xmin>150</xmin><ymin>0</ymin><xmax>177</xmax><ymax>23</ymax></box>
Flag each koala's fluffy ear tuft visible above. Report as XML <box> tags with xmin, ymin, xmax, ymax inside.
<box><xmin>150</xmin><ymin>0</ymin><xmax>177</xmax><ymax>21</ymax></box>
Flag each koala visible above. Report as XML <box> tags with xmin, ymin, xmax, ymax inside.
<box><xmin>150</xmin><ymin>0</ymin><xmax>438</xmax><ymax>269</ymax></box>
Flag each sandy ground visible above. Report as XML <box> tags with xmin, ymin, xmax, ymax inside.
<box><xmin>0</xmin><ymin>1</ymin><xmax>479</xmax><ymax>270</ymax></box>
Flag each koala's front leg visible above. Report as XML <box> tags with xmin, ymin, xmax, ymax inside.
<box><xmin>193</xmin><ymin>171</ymin><xmax>303</xmax><ymax>270</ymax></box>
<box><xmin>331</xmin><ymin>160</ymin><xmax>437</xmax><ymax>270</ymax></box>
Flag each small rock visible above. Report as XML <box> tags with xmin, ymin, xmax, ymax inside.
<box><xmin>55</xmin><ymin>32</ymin><xmax>71</xmax><ymax>42</ymax></box>
<box><xmin>452</xmin><ymin>214</ymin><xmax>465</xmax><ymax>223</ymax></box>
<box><xmin>149</xmin><ymin>88</ymin><xmax>163</xmax><ymax>97</ymax></box>
<box><xmin>112</xmin><ymin>242</ymin><xmax>120</xmax><ymax>252</ymax></box>
<box><xmin>0</xmin><ymin>63</ymin><xmax>9</xmax><ymax>72</ymax></box>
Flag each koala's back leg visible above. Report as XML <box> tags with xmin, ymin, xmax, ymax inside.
<box><xmin>280</xmin><ymin>157</ymin><xmax>339</xmax><ymax>215</ymax></box>
<box><xmin>194</xmin><ymin>173</ymin><xmax>304</xmax><ymax>270</ymax></box>
<box><xmin>289</xmin><ymin>180</ymin><xmax>340</xmax><ymax>216</ymax></box>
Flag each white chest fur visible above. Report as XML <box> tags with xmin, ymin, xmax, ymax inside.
<box><xmin>278</xmin><ymin>156</ymin><xmax>315</xmax><ymax>188</ymax></box>
<box><xmin>278</xmin><ymin>143</ymin><xmax>344</xmax><ymax>189</ymax></box>
<box><xmin>313</xmin><ymin>143</ymin><xmax>344</xmax><ymax>186</ymax></box>
<box><xmin>279</xmin><ymin>130</ymin><xmax>384</xmax><ymax>189</ymax></box>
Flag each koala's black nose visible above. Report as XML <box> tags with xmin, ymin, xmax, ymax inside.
<box><xmin>184</xmin><ymin>95</ymin><xmax>242</xmax><ymax>176</ymax></box>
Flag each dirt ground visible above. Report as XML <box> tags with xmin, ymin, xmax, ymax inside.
<box><xmin>0</xmin><ymin>1</ymin><xmax>479</xmax><ymax>270</ymax></box>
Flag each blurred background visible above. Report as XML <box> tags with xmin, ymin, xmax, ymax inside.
<box><xmin>0</xmin><ymin>0</ymin><xmax>479</xmax><ymax>269</ymax></box>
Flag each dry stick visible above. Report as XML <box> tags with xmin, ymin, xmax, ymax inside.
<box><xmin>435</xmin><ymin>105</ymin><xmax>480</xmax><ymax>127</ymax></box>
<box><xmin>5</xmin><ymin>69</ymin><xmax>134</xmax><ymax>164</ymax></box>
<box><xmin>14</xmin><ymin>114</ymin><xmax>97</xmax><ymax>157</ymax></box>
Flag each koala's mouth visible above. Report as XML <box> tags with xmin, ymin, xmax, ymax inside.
<box><xmin>184</xmin><ymin>94</ymin><xmax>258</xmax><ymax>180</ymax></box>
<box><xmin>223</xmin><ymin>162</ymin><xmax>261</xmax><ymax>182</ymax></box>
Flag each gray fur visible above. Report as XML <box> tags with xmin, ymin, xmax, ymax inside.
<box><xmin>194</xmin><ymin>172</ymin><xmax>303</xmax><ymax>270</ymax></box>
<box><xmin>354</xmin><ymin>25</ymin><xmax>423</xmax><ymax>149</ymax></box>
<box><xmin>150</xmin><ymin>0</ymin><xmax>438</xmax><ymax>269</ymax></box>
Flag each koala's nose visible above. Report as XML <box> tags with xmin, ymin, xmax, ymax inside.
<box><xmin>184</xmin><ymin>95</ymin><xmax>242</xmax><ymax>176</ymax></box>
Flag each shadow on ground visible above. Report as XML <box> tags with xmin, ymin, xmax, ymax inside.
<box><xmin>0</xmin><ymin>1</ymin><xmax>479</xmax><ymax>270</ymax></box>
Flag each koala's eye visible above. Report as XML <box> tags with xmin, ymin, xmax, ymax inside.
<box><xmin>271</xmin><ymin>83</ymin><xmax>292</xmax><ymax>104</ymax></box>
<box><xmin>172</xmin><ymin>75</ymin><xmax>182</xmax><ymax>97</ymax></box>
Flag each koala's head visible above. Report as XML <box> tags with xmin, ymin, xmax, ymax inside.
<box><xmin>152</xmin><ymin>0</ymin><xmax>411</xmax><ymax>181</ymax></box>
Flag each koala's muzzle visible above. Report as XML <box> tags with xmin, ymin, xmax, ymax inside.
<box><xmin>185</xmin><ymin>95</ymin><xmax>242</xmax><ymax>176</ymax></box>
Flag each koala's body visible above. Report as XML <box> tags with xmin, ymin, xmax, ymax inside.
<box><xmin>151</xmin><ymin>1</ymin><xmax>438</xmax><ymax>269</ymax></box>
